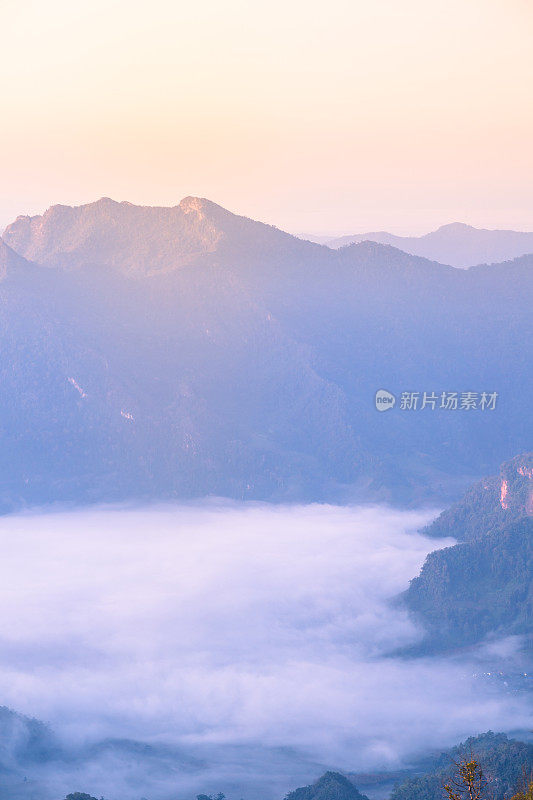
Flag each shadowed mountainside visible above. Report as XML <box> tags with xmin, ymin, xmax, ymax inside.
<box><xmin>390</xmin><ymin>732</ymin><xmax>533</xmax><ymax>800</ymax></box>
<box><xmin>404</xmin><ymin>516</ymin><xmax>532</xmax><ymax>653</ymax></box>
<box><xmin>402</xmin><ymin>453</ymin><xmax>533</xmax><ymax>654</ymax></box>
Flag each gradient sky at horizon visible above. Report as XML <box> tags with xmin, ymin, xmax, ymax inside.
<box><xmin>2</xmin><ymin>0</ymin><xmax>532</xmax><ymax>234</ymax></box>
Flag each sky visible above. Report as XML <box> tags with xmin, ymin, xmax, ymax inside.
<box><xmin>0</xmin><ymin>503</ymin><xmax>530</xmax><ymax>799</ymax></box>
<box><xmin>1</xmin><ymin>0</ymin><xmax>532</xmax><ymax>234</ymax></box>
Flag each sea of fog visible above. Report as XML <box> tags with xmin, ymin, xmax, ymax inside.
<box><xmin>0</xmin><ymin>503</ymin><xmax>529</xmax><ymax>800</ymax></box>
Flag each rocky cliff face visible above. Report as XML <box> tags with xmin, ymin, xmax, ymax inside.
<box><xmin>500</xmin><ymin>453</ymin><xmax>533</xmax><ymax>514</ymax></box>
<box><xmin>423</xmin><ymin>452</ymin><xmax>533</xmax><ymax>542</ymax></box>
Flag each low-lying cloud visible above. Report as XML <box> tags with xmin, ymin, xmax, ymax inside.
<box><xmin>0</xmin><ymin>503</ymin><xmax>529</xmax><ymax>799</ymax></box>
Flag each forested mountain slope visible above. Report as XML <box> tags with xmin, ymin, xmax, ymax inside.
<box><xmin>0</xmin><ymin>198</ymin><xmax>531</xmax><ymax>507</ymax></box>
<box><xmin>402</xmin><ymin>453</ymin><xmax>532</xmax><ymax>653</ymax></box>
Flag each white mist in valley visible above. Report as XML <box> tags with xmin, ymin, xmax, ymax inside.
<box><xmin>0</xmin><ymin>503</ymin><xmax>529</xmax><ymax>798</ymax></box>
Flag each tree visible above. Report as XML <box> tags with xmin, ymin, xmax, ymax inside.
<box><xmin>509</xmin><ymin>774</ymin><xmax>533</xmax><ymax>800</ymax></box>
<box><xmin>65</xmin><ymin>794</ymin><xmax>98</xmax><ymax>800</ymax></box>
<box><xmin>197</xmin><ymin>793</ymin><xmax>225</xmax><ymax>800</ymax></box>
<box><xmin>443</xmin><ymin>757</ymin><xmax>488</xmax><ymax>800</ymax></box>
<box><xmin>64</xmin><ymin>794</ymin><xmax>103</xmax><ymax>800</ymax></box>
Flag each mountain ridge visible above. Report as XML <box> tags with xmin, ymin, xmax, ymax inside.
<box><xmin>6</xmin><ymin>198</ymin><xmax>533</xmax><ymax>278</ymax></box>
<box><xmin>2</xmin><ymin>196</ymin><xmax>324</xmax><ymax>277</ymax></box>
<box><xmin>0</xmin><ymin>197</ymin><xmax>531</xmax><ymax>507</ymax></box>
<box><xmin>325</xmin><ymin>222</ymin><xmax>533</xmax><ymax>268</ymax></box>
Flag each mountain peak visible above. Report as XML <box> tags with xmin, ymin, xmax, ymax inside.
<box><xmin>285</xmin><ymin>771</ymin><xmax>370</xmax><ymax>800</ymax></box>
<box><xmin>179</xmin><ymin>195</ymin><xmax>218</xmax><ymax>213</ymax></box>
<box><xmin>179</xmin><ymin>195</ymin><xmax>205</xmax><ymax>213</ymax></box>
<box><xmin>95</xmin><ymin>196</ymin><xmax>120</xmax><ymax>205</ymax></box>
<box><xmin>434</xmin><ymin>222</ymin><xmax>474</xmax><ymax>233</ymax></box>
<box><xmin>178</xmin><ymin>196</ymin><xmax>237</xmax><ymax>226</ymax></box>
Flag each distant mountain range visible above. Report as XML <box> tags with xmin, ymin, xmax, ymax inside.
<box><xmin>0</xmin><ymin>197</ymin><xmax>531</xmax><ymax>508</ymax></box>
<box><xmin>320</xmin><ymin>223</ymin><xmax>533</xmax><ymax>268</ymax></box>
<box><xmin>0</xmin><ymin>704</ymin><xmax>530</xmax><ymax>800</ymax></box>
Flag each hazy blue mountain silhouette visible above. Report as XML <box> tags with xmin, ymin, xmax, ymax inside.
<box><xmin>326</xmin><ymin>222</ymin><xmax>533</xmax><ymax>268</ymax></box>
<box><xmin>0</xmin><ymin>198</ymin><xmax>531</xmax><ymax>508</ymax></box>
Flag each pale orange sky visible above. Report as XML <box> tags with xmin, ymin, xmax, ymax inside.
<box><xmin>2</xmin><ymin>0</ymin><xmax>532</xmax><ymax>234</ymax></box>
